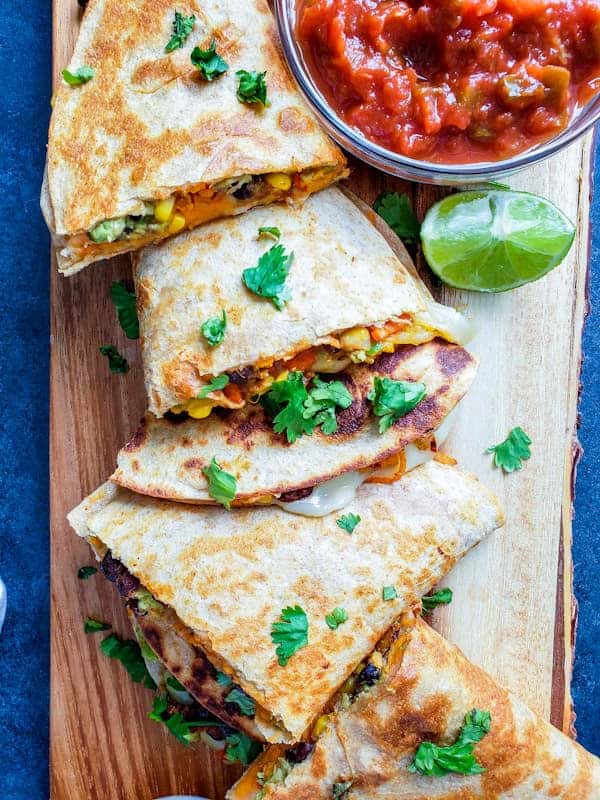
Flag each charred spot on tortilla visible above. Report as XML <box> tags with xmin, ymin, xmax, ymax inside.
<box><xmin>163</xmin><ymin>410</ymin><xmax>189</xmax><ymax>425</ymax></box>
<box><xmin>373</xmin><ymin>345</ymin><xmax>420</xmax><ymax>375</ymax></box>
<box><xmin>225</xmin><ymin>408</ymin><xmax>274</xmax><ymax>447</ymax></box>
<box><xmin>122</xmin><ymin>420</ymin><xmax>148</xmax><ymax>452</ymax></box>
<box><xmin>436</xmin><ymin>342</ymin><xmax>474</xmax><ymax>378</ymax></box>
<box><xmin>334</xmin><ymin>396</ymin><xmax>369</xmax><ymax>437</ymax></box>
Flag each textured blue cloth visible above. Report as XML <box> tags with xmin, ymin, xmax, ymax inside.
<box><xmin>0</xmin><ymin>1</ymin><xmax>597</xmax><ymax>796</ymax></box>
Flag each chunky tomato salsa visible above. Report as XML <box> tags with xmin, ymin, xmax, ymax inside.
<box><xmin>297</xmin><ymin>0</ymin><xmax>600</xmax><ymax>163</ymax></box>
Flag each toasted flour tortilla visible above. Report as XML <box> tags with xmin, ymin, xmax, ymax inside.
<box><xmin>68</xmin><ymin>461</ymin><xmax>503</xmax><ymax>742</ymax></box>
<box><xmin>228</xmin><ymin>619</ymin><xmax>600</xmax><ymax>799</ymax></box>
<box><xmin>43</xmin><ymin>0</ymin><xmax>346</xmax><ymax>274</ymax></box>
<box><xmin>113</xmin><ymin>339</ymin><xmax>477</xmax><ymax>504</ymax></box>
<box><xmin>135</xmin><ymin>187</ymin><xmax>472</xmax><ymax>417</ymax></box>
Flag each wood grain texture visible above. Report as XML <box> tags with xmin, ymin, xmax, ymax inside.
<box><xmin>50</xmin><ymin>3</ymin><xmax>592</xmax><ymax>798</ymax></box>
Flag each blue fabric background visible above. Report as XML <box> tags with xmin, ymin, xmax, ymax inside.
<box><xmin>0</xmin><ymin>2</ymin><xmax>597</xmax><ymax>796</ymax></box>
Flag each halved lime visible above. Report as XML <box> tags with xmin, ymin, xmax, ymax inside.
<box><xmin>420</xmin><ymin>189</ymin><xmax>575</xmax><ymax>293</ymax></box>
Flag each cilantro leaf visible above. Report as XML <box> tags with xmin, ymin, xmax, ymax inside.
<box><xmin>166</xmin><ymin>674</ymin><xmax>186</xmax><ymax>693</ymax></box>
<box><xmin>225</xmin><ymin>687</ymin><xmax>256</xmax><ymax>717</ymax></box>
<box><xmin>198</xmin><ymin>374</ymin><xmax>229</xmax><ymax>398</ymax></box>
<box><xmin>215</xmin><ymin>670</ymin><xmax>232</xmax><ymax>687</ymax></box>
<box><xmin>258</xmin><ymin>226</ymin><xmax>281</xmax><ymax>241</ymax></box>
<box><xmin>78</xmin><ymin>566</ymin><xmax>97</xmax><ymax>580</ymax></box>
<box><xmin>84</xmin><ymin>617</ymin><xmax>111</xmax><ymax>634</ymax></box>
<box><xmin>368</xmin><ymin>377</ymin><xmax>426</xmax><ymax>433</ymax></box>
<box><xmin>100</xmin><ymin>633</ymin><xmax>156</xmax><ymax>690</ymax></box>
<box><xmin>333</xmin><ymin>782</ymin><xmax>353</xmax><ymax>800</ymax></box>
<box><xmin>202</xmin><ymin>457</ymin><xmax>237</xmax><ymax>509</ymax></box>
<box><xmin>271</xmin><ymin>605</ymin><xmax>309</xmax><ymax>666</ymax></box>
<box><xmin>486</xmin><ymin>427</ymin><xmax>531</xmax><ymax>473</ymax></box>
<box><xmin>148</xmin><ymin>694</ymin><xmax>169</xmax><ymax>722</ymax></box>
<box><xmin>409</xmin><ymin>708</ymin><xmax>491</xmax><ymax>776</ymax></box>
<box><xmin>62</xmin><ymin>65</ymin><xmax>95</xmax><ymax>86</ymax></box>
<box><xmin>243</xmin><ymin>244</ymin><xmax>293</xmax><ymax>310</ymax></box>
<box><xmin>302</xmin><ymin>377</ymin><xmax>353</xmax><ymax>435</ymax></box>
<box><xmin>261</xmin><ymin>372</ymin><xmax>315</xmax><ymax>443</ymax></box>
<box><xmin>191</xmin><ymin>40</ymin><xmax>229</xmax><ymax>81</ymax></box>
<box><xmin>148</xmin><ymin>695</ymin><xmax>207</xmax><ymax>746</ymax></box>
<box><xmin>382</xmin><ymin>585</ymin><xmax>397</xmax><ymax>601</ymax></box>
<box><xmin>109</xmin><ymin>281</ymin><xmax>139</xmax><ymax>340</ymax></box>
<box><xmin>201</xmin><ymin>309</ymin><xmax>227</xmax><ymax>347</ymax></box>
<box><xmin>236</xmin><ymin>69</ymin><xmax>268</xmax><ymax>106</ymax></box>
<box><xmin>422</xmin><ymin>587</ymin><xmax>453</xmax><ymax>615</ymax></box>
<box><xmin>336</xmin><ymin>513</ymin><xmax>361</xmax><ymax>534</ymax></box>
<box><xmin>165</xmin><ymin>11</ymin><xmax>195</xmax><ymax>52</ymax></box>
<box><xmin>325</xmin><ymin>607</ymin><xmax>348</xmax><ymax>630</ymax></box>
<box><xmin>225</xmin><ymin>731</ymin><xmax>263</xmax><ymax>764</ymax></box>
<box><xmin>99</xmin><ymin>344</ymin><xmax>129</xmax><ymax>374</ymax></box>
<box><xmin>373</xmin><ymin>192</ymin><xmax>420</xmax><ymax>243</ymax></box>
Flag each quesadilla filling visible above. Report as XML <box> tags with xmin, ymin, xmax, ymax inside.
<box><xmin>72</xmin><ymin>166</ymin><xmax>340</xmax><ymax>259</ymax></box>
<box><xmin>170</xmin><ymin>316</ymin><xmax>443</xmax><ymax>419</ymax></box>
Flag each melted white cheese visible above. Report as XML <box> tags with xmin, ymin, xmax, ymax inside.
<box><xmin>278</xmin><ymin>406</ymin><xmax>458</xmax><ymax>518</ymax></box>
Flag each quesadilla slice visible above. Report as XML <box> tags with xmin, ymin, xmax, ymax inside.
<box><xmin>135</xmin><ymin>188</ymin><xmax>472</xmax><ymax>419</ymax></box>
<box><xmin>228</xmin><ymin>618</ymin><xmax>600</xmax><ymax>799</ymax></box>
<box><xmin>43</xmin><ymin>0</ymin><xmax>346</xmax><ymax>275</ymax></box>
<box><xmin>68</xmin><ymin>461</ymin><xmax>503</xmax><ymax>743</ymax></box>
<box><xmin>113</xmin><ymin>338</ymin><xmax>477</xmax><ymax>508</ymax></box>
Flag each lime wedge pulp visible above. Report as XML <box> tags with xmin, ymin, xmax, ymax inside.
<box><xmin>420</xmin><ymin>189</ymin><xmax>575</xmax><ymax>293</ymax></box>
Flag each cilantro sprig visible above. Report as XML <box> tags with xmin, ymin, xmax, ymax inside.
<box><xmin>409</xmin><ymin>708</ymin><xmax>491</xmax><ymax>776</ymax></box>
<box><xmin>215</xmin><ymin>670</ymin><xmax>233</xmax><ymax>687</ymax></box>
<box><xmin>62</xmin><ymin>66</ymin><xmax>95</xmax><ymax>86</ymax></box>
<box><xmin>198</xmin><ymin>374</ymin><xmax>229</xmax><ymax>398</ymax></box>
<box><xmin>271</xmin><ymin>605</ymin><xmax>308</xmax><ymax>666</ymax></box>
<box><xmin>336</xmin><ymin>513</ymin><xmax>361</xmax><ymax>534</ymax></box>
<box><xmin>422</xmin><ymin>587</ymin><xmax>453</xmax><ymax>615</ymax></box>
<box><xmin>201</xmin><ymin>309</ymin><xmax>227</xmax><ymax>347</ymax></box>
<box><xmin>78</xmin><ymin>566</ymin><xmax>97</xmax><ymax>580</ymax></box>
<box><xmin>110</xmin><ymin>281</ymin><xmax>139</xmax><ymax>339</ymax></box>
<box><xmin>202</xmin><ymin>457</ymin><xmax>237</xmax><ymax>509</ymax></box>
<box><xmin>149</xmin><ymin>694</ymin><xmax>210</xmax><ymax>747</ymax></box>
<box><xmin>236</xmin><ymin>69</ymin><xmax>268</xmax><ymax>106</ymax></box>
<box><xmin>368</xmin><ymin>377</ymin><xmax>426</xmax><ymax>433</ymax></box>
<box><xmin>84</xmin><ymin>618</ymin><xmax>111</xmax><ymax>634</ymax></box>
<box><xmin>373</xmin><ymin>192</ymin><xmax>420</xmax><ymax>244</ymax></box>
<box><xmin>225</xmin><ymin>687</ymin><xmax>256</xmax><ymax>717</ymax></box>
<box><xmin>325</xmin><ymin>607</ymin><xmax>348</xmax><ymax>630</ymax></box>
<box><xmin>99</xmin><ymin>344</ymin><xmax>129</xmax><ymax>374</ymax></box>
<box><xmin>100</xmin><ymin>632</ymin><xmax>156</xmax><ymax>689</ymax></box>
<box><xmin>191</xmin><ymin>40</ymin><xmax>229</xmax><ymax>81</ymax></box>
<box><xmin>243</xmin><ymin>244</ymin><xmax>293</xmax><ymax>310</ymax></box>
<box><xmin>262</xmin><ymin>373</ymin><xmax>352</xmax><ymax>443</ymax></box>
<box><xmin>486</xmin><ymin>427</ymin><xmax>531</xmax><ymax>473</ymax></box>
<box><xmin>382</xmin><ymin>585</ymin><xmax>397</xmax><ymax>601</ymax></box>
<box><xmin>258</xmin><ymin>226</ymin><xmax>281</xmax><ymax>241</ymax></box>
<box><xmin>224</xmin><ymin>731</ymin><xmax>263</xmax><ymax>764</ymax></box>
<box><xmin>165</xmin><ymin>11</ymin><xmax>195</xmax><ymax>52</ymax></box>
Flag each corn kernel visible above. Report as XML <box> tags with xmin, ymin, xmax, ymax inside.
<box><xmin>275</xmin><ymin>371</ymin><xmax>289</xmax><ymax>382</ymax></box>
<box><xmin>265</xmin><ymin>172</ymin><xmax>292</xmax><ymax>191</ymax></box>
<box><xmin>340</xmin><ymin>326</ymin><xmax>371</xmax><ymax>351</ymax></box>
<box><xmin>170</xmin><ymin>404</ymin><xmax>186</xmax><ymax>414</ymax></box>
<box><xmin>370</xmin><ymin>651</ymin><xmax>384</xmax><ymax>670</ymax></box>
<box><xmin>186</xmin><ymin>399</ymin><xmax>213</xmax><ymax>419</ymax></box>
<box><xmin>381</xmin><ymin>342</ymin><xmax>395</xmax><ymax>353</ymax></box>
<box><xmin>168</xmin><ymin>212</ymin><xmax>186</xmax><ymax>234</ymax></box>
<box><xmin>154</xmin><ymin>196</ymin><xmax>176</xmax><ymax>223</ymax></box>
<box><xmin>312</xmin><ymin>714</ymin><xmax>330</xmax><ymax>737</ymax></box>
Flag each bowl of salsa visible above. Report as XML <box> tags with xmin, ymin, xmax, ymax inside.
<box><xmin>275</xmin><ymin>0</ymin><xmax>600</xmax><ymax>183</ymax></box>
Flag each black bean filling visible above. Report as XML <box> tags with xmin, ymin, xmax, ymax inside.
<box><xmin>285</xmin><ymin>742</ymin><xmax>315</xmax><ymax>764</ymax></box>
<box><xmin>357</xmin><ymin>662</ymin><xmax>381</xmax><ymax>687</ymax></box>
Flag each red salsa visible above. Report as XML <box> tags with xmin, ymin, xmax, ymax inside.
<box><xmin>297</xmin><ymin>0</ymin><xmax>600</xmax><ymax>163</ymax></box>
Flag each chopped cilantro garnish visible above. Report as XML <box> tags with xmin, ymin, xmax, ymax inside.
<box><xmin>148</xmin><ymin>694</ymin><xmax>208</xmax><ymax>746</ymax></box>
<box><xmin>422</xmin><ymin>587</ymin><xmax>453</xmax><ymax>614</ymax></box>
<box><xmin>325</xmin><ymin>607</ymin><xmax>348</xmax><ymax>630</ymax></box>
<box><xmin>262</xmin><ymin>373</ymin><xmax>352</xmax><ymax>443</ymax></box>
<box><xmin>225</xmin><ymin>731</ymin><xmax>263</xmax><ymax>764</ymax></box>
<box><xmin>486</xmin><ymin>427</ymin><xmax>531</xmax><ymax>473</ymax></box>
<box><xmin>201</xmin><ymin>309</ymin><xmax>227</xmax><ymax>347</ymax></box>
<box><xmin>333</xmin><ymin>782</ymin><xmax>353</xmax><ymax>800</ymax></box>
<box><xmin>84</xmin><ymin>618</ymin><xmax>111</xmax><ymax>634</ymax></box>
<box><xmin>336</xmin><ymin>513</ymin><xmax>361</xmax><ymax>534</ymax></box>
<box><xmin>409</xmin><ymin>708</ymin><xmax>491</xmax><ymax>776</ymax></box>
<box><xmin>99</xmin><ymin>344</ymin><xmax>129</xmax><ymax>374</ymax></box>
<box><xmin>236</xmin><ymin>69</ymin><xmax>268</xmax><ymax>106</ymax></box>
<box><xmin>191</xmin><ymin>40</ymin><xmax>229</xmax><ymax>81</ymax></box>
<box><xmin>373</xmin><ymin>192</ymin><xmax>420</xmax><ymax>244</ymax></box>
<box><xmin>62</xmin><ymin>66</ymin><xmax>95</xmax><ymax>86</ymax></box>
<box><xmin>271</xmin><ymin>605</ymin><xmax>309</xmax><ymax>666</ymax></box>
<box><xmin>166</xmin><ymin>674</ymin><xmax>187</xmax><ymax>693</ymax></box>
<box><xmin>368</xmin><ymin>377</ymin><xmax>426</xmax><ymax>433</ymax></box>
<box><xmin>109</xmin><ymin>281</ymin><xmax>139</xmax><ymax>339</ymax></box>
<box><xmin>382</xmin><ymin>585</ymin><xmax>397</xmax><ymax>601</ymax></box>
<box><xmin>225</xmin><ymin>687</ymin><xmax>256</xmax><ymax>717</ymax></box>
<box><xmin>78</xmin><ymin>566</ymin><xmax>97</xmax><ymax>580</ymax></box>
<box><xmin>243</xmin><ymin>243</ymin><xmax>293</xmax><ymax>310</ymax></box>
<box><xmin>165</xmin><ymin>11</ymin><xmax>195</xmax><ymax>52</ymax></box>
<box><xmin>202</xmin><ymin>457</ymin><xmax>237</xmax><ymax>509</ymax></box>
<box><xmin>100</xmin><ymin>633</ymin><xmax>156</xmax><ymax>689</ymax></box>
<box><xmin>258</xmin><ymin>226</ymin><xmax>281</xmax><ymax>241</ymax></box>
<box><xmin>198</xmin><ymin>374</ymin><xmax>229</xmax><ymax>398</ymax></box>
<box><xmin>215</xmin><ymin>670</ymin><xmax>233</xmax><ymax>687</ymax></box>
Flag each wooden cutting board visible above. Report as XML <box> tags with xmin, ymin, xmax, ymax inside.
<box><xmin>50</xmin><ymin>3</ymin><xmax>593</xmax><ymax>798</ymax></box>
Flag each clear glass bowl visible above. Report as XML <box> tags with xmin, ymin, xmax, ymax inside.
<box><xmin>275</xmin><ymin>0</ymin><xmax>600</xmax><ymax>185</ymax></box>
